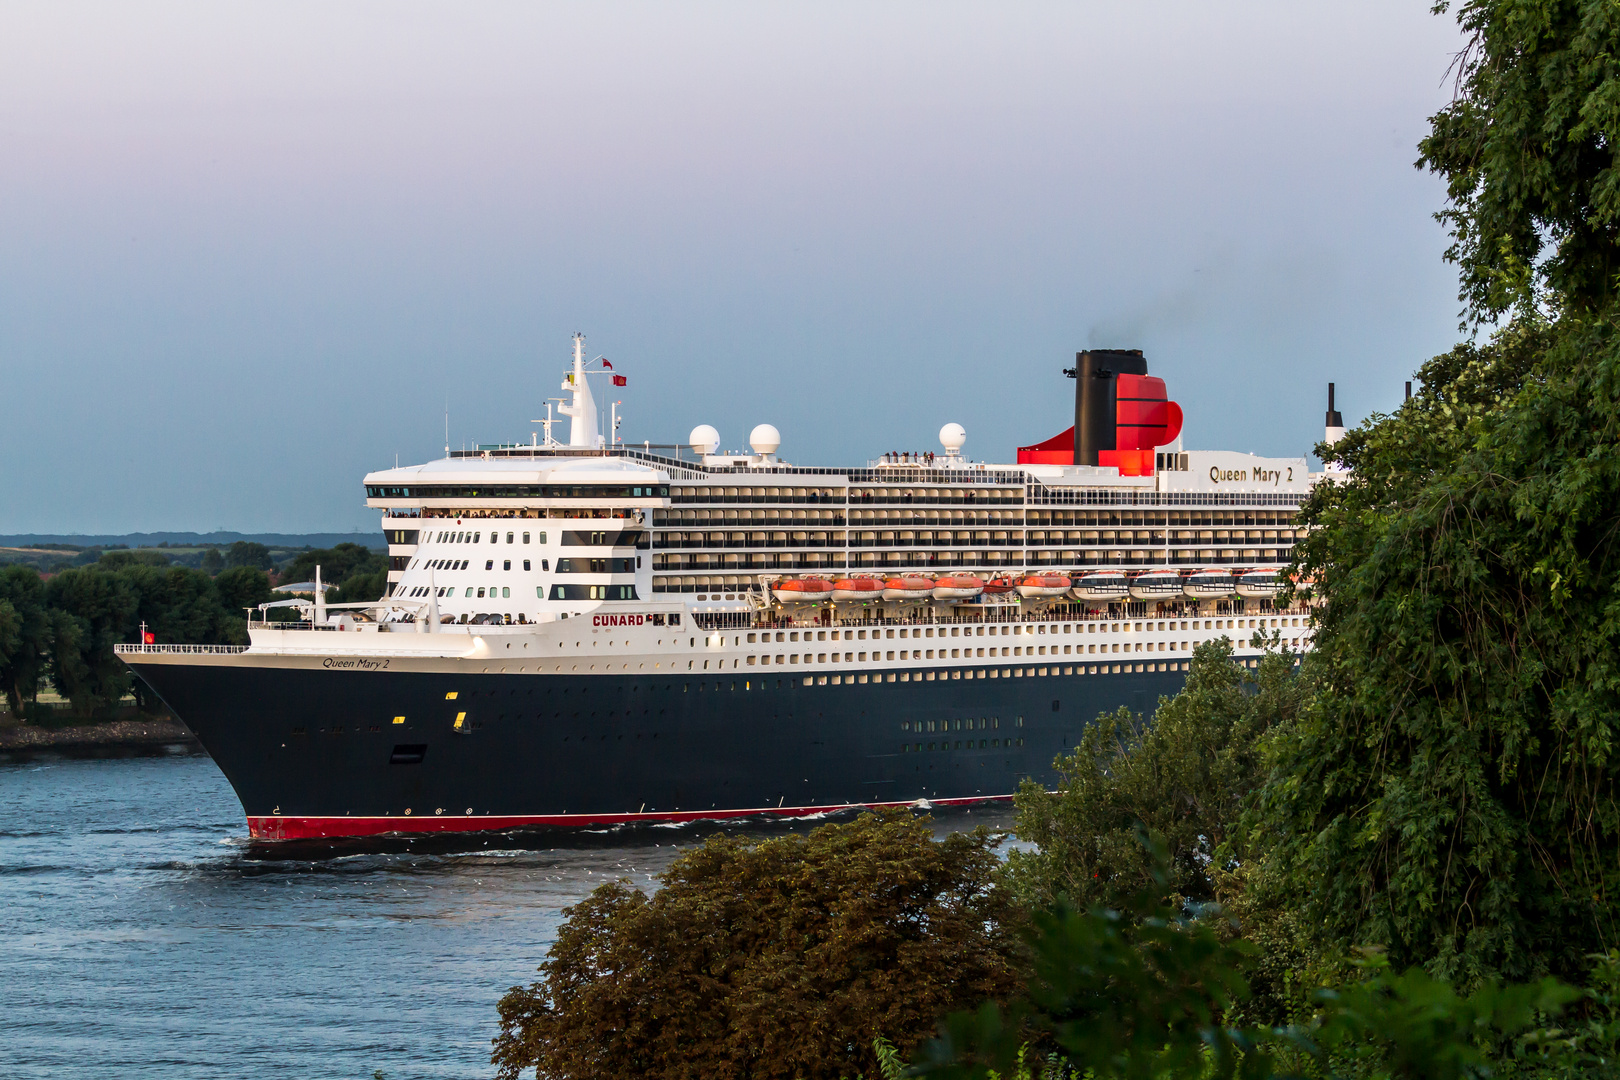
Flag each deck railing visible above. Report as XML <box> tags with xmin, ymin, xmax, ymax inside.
<box><xmin>114</xmin><ymin>643</ymin><xmax>250</xmax><ymax>656</ymax></box>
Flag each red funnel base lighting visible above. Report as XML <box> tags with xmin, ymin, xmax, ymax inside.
<box><xmin>1016</xmin><ymin>426</ymin><xmax>1075</xmax><ymax>465</ymax></box>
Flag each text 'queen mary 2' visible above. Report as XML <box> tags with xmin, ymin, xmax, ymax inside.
<box><xmin>118</xmin><ymin>335</ymin><xmax>1323</xmax><ymax>840</ymax></box>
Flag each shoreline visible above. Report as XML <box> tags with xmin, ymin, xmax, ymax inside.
<box><xmin>0</xmin><ymin>716</ymin><xmax>205</xmax><ymax>762</ymax></box>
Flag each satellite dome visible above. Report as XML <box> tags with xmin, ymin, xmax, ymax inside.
<box><xmin>689</xmin><ymin>424</ymin><xmax>720</xmax><ymax>455</ymax></box>
<box><xmin>749</xmin><ymin>423</ymin><xmax>781</xmax><ymax>456</ymax></box>
<box><xmin>939</xmin><ymin>423</ymin><xmax>967</xmax><ymax>455</ymax></box>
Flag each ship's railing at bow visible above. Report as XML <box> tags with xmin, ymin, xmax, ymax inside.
<box><xmin>114</xmin><ymin>644</ymin><xmax>251</xmax><ymax>656</ymax></box>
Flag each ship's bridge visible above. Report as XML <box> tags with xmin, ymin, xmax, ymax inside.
<box><xmin>365</xmin><ymin>455</ymin><xmax>670</xmax><ymax>603</ymax></box>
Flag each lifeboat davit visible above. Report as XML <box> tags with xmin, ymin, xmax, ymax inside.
<box><xmin>1071</xmin><ymin>571</ymin><xmax>1129</xmax><ymax>601</ymax></box>
<box><xmin>931</xmin><ymin>574</ymin><xmax>985</xmax><ymax>603</ymax></box>
<box><xmin>1183</xmin><ymin>569</ymin><xmax>1236</xmax><ymax>599</ymax></box>
<box><xmin>1015</xmin><ymin>574</ymin><xmax>1072</xmax><ymax>599</ymax></box>
<box><xmin>1236</xmin><ymin>569</ymin><xmax>1283</xmax><ymax>598</ymax></box>
<box><xmin>881</xmin><ymin>576</ymin><xmax>934</xmax><ymax>601</ymax></box>
<box><xmin>1128</xmin><ymin>569</ymin><xmax>1182</xmax><ymax>601</ymax></box>
<box><xmin>982</xmin><ymin>576</ymin><xmax>1018</xmax><ymax>595</ymax></box>
<box><xmin>831</xmin><ymin>576</ymin><xmax>885</xmax><ymax>602</ymax></box>
<box><xmin>772</xmin><ymin>577</ymin><xmax>835</xmax><ymax>604</ymax></box>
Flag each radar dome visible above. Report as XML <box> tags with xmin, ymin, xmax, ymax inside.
<box><xmin>749</xmin><ymin>423</ymin><xmax>781</xmax><ymax>456</ymax></box>
<box><xmin>939</xmin><ymin>423</ymin><xmax>967</xmax><ymax>455</ymax></box>
<box><xmin>689</xmin><ymin>424</ymin><xmax>720</xmax><ymax>455</ymax></box>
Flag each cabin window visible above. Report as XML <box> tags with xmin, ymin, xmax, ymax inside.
<box><xmin>506</xmin><ymin>532</ymin><xmax>514</xmax><ymax>543</ymax></box>
<box><xmin>537</xmin><ymin>587</ymin><xmax>544</xmax><ymax>598</ymax></box>
<box><xmin>522</xmin><ymin>532</ymin><xmax>530</xmax><ymax>544</ymax></box>
<box><xmin>538</xmin><ymin>532</ymin><xmax>547</xmax><ymax>544</ymax></box>
<box><xmin>474</xmin><ymin>532</ymin><xmax>481</xmax><ymax>542</ymax></box>
<box><xmin>465</xmin><ymin>588</ymin><xmax>474</xmax><ymax>597</ymax></box>
<box><xmin>502</xmin><ymin>587</ymin><xmax>510</xmax><ymax>598</ymax></box>
<box><xmin>542</xmin><ymin>559</ymin><xmax>549</xmax><ymax>570</ymax></box>
<box><xmin>477</xmin><ymin>588</ymin><xmax>486</xmax><ymax>598</ymax></box>
<box><xmin>503</xmin><ymin>560</ymin><xmax>511</xmax><ymax>571</ymax></box>
<box><xmin>486</xmin><ymin>560</ymin><xmax>494</xmax><ymax>571</ymax></box>
<box><xmin>523</xmin><ymin>560</ymin><xmax>531</xmax><ymax>571</ymax></box>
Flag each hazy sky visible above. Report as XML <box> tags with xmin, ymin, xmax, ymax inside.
<box><xmin>1</xmin><ymin>1</ymin><xmax>1467</xmax><ymax>533</ymax></box>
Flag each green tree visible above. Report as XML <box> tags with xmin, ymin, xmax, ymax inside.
<box><xmin>213</xmin><ymin>566</ymin><xmax>274</xmax><ymax>615</ymax></box>
<box><xmin>918</xmin><ymin>835</ymin><xmax>1589</xmax><ymax>1080</ymax></box>
<box><xmin>1250</xmin><ymin>315</ymin><xmax>1620</xmax><ymax>988</ymax></box>
<box><xmin>199</xmin><ymin>547</ymin><xmax>224</xmax><ymax>574</ymax></box>
<box><xmin>277</xmin><ymin>542</ymin><xmax>384</xmax><ymax>587</ymax></box>
<box><xmin>45</xmin><ymin>565</ymin><xmax>244</xmax><ymax>713</ymax></box>
<box><xmin>492</xmin><ymin>812</ymin><xmax>1022</xmax><ymax>1080</ymax></box>
<box><xmin>0</xmin><ymin>566</ymin><xmax>51</xmax><ymax>714</ymax></box>
<box><xmin>223</xmin><ymin>540</ymin><xmax>272</xmax><ymax>571</ymax></box>
<box><xmin>329</xmin><ymin>569</ymin><xmax>388</xmax><ymax>605</ymax></box>
<box><xmin>1004</xmin><ymin>637</ymin><xmax>1305</xmax><ymax>918</ymax></box>
<box><xmin>98</xmin><ymin>549</ymin><xmax>170</xmax><ymax>568</ymax></box>
<box><xmin>1419</xmin><ymin>0</ymin><xmax>1620</xmax><ymax>324</ymax></box>
<box><xmin>43</xmin><ymin>567</ymin><xmax>139</xmax><ymax>713</ymax></box>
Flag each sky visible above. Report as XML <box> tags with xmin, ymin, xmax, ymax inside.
<box><xmin>0</xmin><ymin>1</ymin><xmax>1468</xmax><ymax>534</ymax></box>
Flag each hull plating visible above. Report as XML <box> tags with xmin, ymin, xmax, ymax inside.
<box><xmin>128</xmin><ymin>660</ymin><xmax>1185</xmax><ymax>840</ymax></box>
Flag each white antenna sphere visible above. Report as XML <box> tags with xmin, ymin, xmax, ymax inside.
<box><xmin>939</xmin><ymin>423</ymin><xmax>967</xmax><ymax>454</ymax></box>
<box><xmin>749</xmin><ymin>423</ymin><xmax>781</xmax><ymax>456</ymax></box>
<box><xmin>689</xmin><ymin>424</ymin><xmax>720</xmax><ymax>455</ymax></box>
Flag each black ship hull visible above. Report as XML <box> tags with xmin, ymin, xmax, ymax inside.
<box><xmin>127</xmin><ymin>659</ymin><xmax>1184</xmax><ymax>839</ymax></box>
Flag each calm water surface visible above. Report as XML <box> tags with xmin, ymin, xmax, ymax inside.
<box><xmin>1</xmin><ymin>753</ymin><xmax>1014</xmax><ymax>1079</ymax></box>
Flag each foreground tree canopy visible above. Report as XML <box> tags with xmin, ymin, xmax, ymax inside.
<box><xmin>491</xmin><ymin>813</ymin><xmax>1021</xmax><ymax>1080</ymax></box>
<box><xmin>1237</xmin><ymin>0</ymin><xmax>1620</xmax><ymax>987</ymax></box>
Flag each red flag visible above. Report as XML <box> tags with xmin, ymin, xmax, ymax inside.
<box><xmin>601</xmin><ymin>359</ymin><xmax>612</xmax><ymax>369</ymax></box>
<box><xmin>612</xmin><ymin>375</ymin><xmax>627</xmax><ymax>386</ymax></box>
<box><xmin>142</xmin><ymin>631</ymin><xmax>155</xmax><ymax>644</ymax></box>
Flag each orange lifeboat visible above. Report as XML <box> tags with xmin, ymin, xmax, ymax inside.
<box><xmin>1015</xmin><ymin>574</ymin><xmax>1072</xmax><ymax>599</ymax></box>
<box><xmin>930</xmin><ymin>574</ymin><xmax>985</xmax><ymax>603</ymax></box>
<box><xmin>881</xmin><ymin>576</ymin><xmax>934</xmax><ymax>601</ymax></box>
<box><xmin>772</xmin><ymin>577</ymin><xmax>835</xmax><ymax>604</ymax></box>
<box><xmin>982</xmin><ymin>576</ymin><xmax>1018</xmax><ymax>595</ymax></box>
<box><xmin>831</xmin><ymin>576</ymin><xmax>884</xmax><ymax>602</ymax></box>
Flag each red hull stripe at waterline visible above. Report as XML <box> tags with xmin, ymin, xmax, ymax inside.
<box><xmin>247</xmin><ymin>795</ymin><xmax>1014</xmax><ymax>840</ymax></box>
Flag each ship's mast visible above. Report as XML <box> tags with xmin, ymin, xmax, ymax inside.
<box><xmin>558</xmin><ymin>333</ymin><xmax>602</xmax><ymax>448</ymax></box>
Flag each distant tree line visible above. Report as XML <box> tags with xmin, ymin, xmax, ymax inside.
<box><xmin>0</xmin><ymin>542</ymin><xmax>388</xmax><ymax>717</ymax></box>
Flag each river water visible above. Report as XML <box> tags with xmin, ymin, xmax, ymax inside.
<box><xmin>0</xmin><ymin>753</ymin><xmax>1015</xmax><ymax>1079</ymax></box>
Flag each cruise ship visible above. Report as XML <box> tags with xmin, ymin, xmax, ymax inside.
<box><xmin>118</xmin><ymin>337</ymin><xmax>1319</xmax><ymax>839</ymax></box>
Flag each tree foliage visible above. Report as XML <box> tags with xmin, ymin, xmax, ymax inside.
<box><xmin>919</xmin><ymin>835</ymin><xmax>1591</xmax><ymax>1080</ymax></box>
<box><xmin>0</xmin><ymin>564</ymin><xmax>275</xmax><ymax>716</ymax></box>
<box><xmin>1004</xmin><ymin>638</ymin><xmax>1306</xmax><ymax>917</ymax></box>
<box><xmin>1420</xmin><ymin>0</ymin><xmax>1620</xmax><ymax>324</ymax></box>
<box><xmin>277</xmin><ymin>542</ymin><xmax>385</xmax><ymax>588</ymax></box>
<box><xmin>223</xmin><ymin>540</ymin><xmax>273</xmax><ymax>571</ymax></box>
<box><xmin>491</xmin><ymin>812</ymin><xmax>1021</xmax><ymax>1080</ymax></box>
<box><xmin>1251</xmin><ymin>314</ymin><xmax>1620</xmax><ymax>987</ymax></box>
<box><xmin>0</xmin><ymin>566</ymin><xmax>51</xmax><ymax>714</ymax></box>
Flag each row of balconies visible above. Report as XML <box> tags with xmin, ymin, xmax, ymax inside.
<box><xmin>653</xmin><ymin>510</ymin><xmax>1299</xmax><ymax>530</ymax></box>
<box><xmin>670</xmin><ymin>488</ymin><xmax>1024</xmax><ymax>505</ymax></box>
<box><xmin>652</xmin><ymin>530</ymin><xmax>1295</xmax><ymax>549</ymax></box>
<box><xmin>651</xmin><ymin>548</ymin><xmax>1288</xmax><ymax>571</ymax></box>
<box><xmin>1026</xmin><ymin>513</ymin><xmax>1296</xmax><ymax>528</ymax></box>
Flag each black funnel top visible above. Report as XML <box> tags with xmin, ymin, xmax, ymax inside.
<box><xmin>1326</xmin><ymin>382</ymin><xmax>1343</xmax><ymax>428</ymax></box>
<box><xmin>1069</xmin><ymin>349</ymin><xmax>1147</xmax><ymax>466</ymax></box>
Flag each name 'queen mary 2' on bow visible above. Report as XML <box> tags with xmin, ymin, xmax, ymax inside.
<box><xmin>117</xmin><ymin>335</ymin><xmax>1322</xmax><ymax>840</ymax></box>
